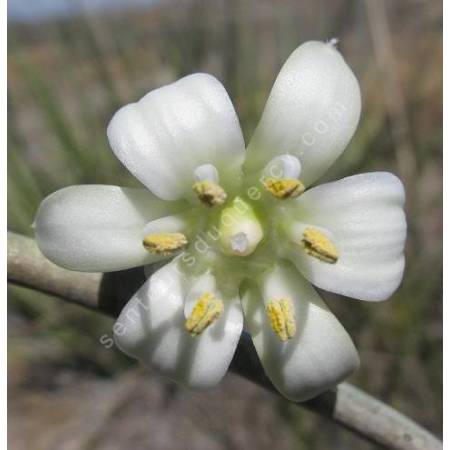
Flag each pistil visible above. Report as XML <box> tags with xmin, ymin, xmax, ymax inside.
<box><xmin>218</xmin><ymin>197</ymin><xmax>263</xmax><ymax>257</ymax></box>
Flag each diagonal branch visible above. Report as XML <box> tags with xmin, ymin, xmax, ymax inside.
<box><xmin>7</xmin><ymin>231</ymin><xmax>442</xmax><ymax>450</ymax></box>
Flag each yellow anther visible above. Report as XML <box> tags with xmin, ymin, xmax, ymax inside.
<box><xmin>266</xmin><ymin>298</ymin><xmax>296</xmax><ymax>341</ymax></box>
<box><xmin>301</xmin><ymin>227</ymin><xmax>338</xmax><ymax>264</ymax></box>
<box><xmin>185</xmin><ymin>293</ymin><xmax>224</xmax><ymax>336</ymax></box>
<box><xmin>143</xmin><ymin>232</ymin><xmax>188</xmax><ymax>255</ymax></box>
<box><xmin>263</xmin><ymin>178</ymin><xmax>305</xmax><ymax>199</ymax></box>
<box><xmin>193</xmin><ymin>180</ymin><xmax>227</xmax><ymax>207</ymax></box>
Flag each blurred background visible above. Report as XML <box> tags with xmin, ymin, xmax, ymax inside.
<box><xmin>7</xmin><ymin>0</ymin><xmax>442</xmax><ymax>449</ymax></box>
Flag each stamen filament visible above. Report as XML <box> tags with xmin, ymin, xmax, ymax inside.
<box><xmin>194</xmin><ymin>163</ymin><xmax>219</xmax><ymax>183</ymax></box>
<box><xmin>264</xmin><ymin>154</ymin><xmax>302</xmax><ymax>179</ymax></box>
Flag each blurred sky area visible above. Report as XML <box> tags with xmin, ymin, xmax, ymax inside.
<box><xmin>8</xmin><ymin>0</ymin><xmax>159</xmax><ymax>22</ymax></box>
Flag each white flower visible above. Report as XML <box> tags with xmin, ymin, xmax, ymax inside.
<box><xmin>34</xmin><ymin>41</ymin><xmax>406</xmax><ymax>401</ymax></box>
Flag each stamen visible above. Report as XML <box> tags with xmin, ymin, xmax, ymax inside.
<box><xmin>302</xmin><ymin>227</ymin><xmax>338</xmax><ymax>263</ymax></box>
<box><xmin>263</xmin><ymin>178</ymin><xmax>305</xmax><ymax>199</ymax></box>
<box><xmin>193</xmin><ymin>180</ymin><xmax>227</xmax><ymax>207</ymax></box>
<box><xmin>143</xmin><ymin>232</ymin><xmax>188</xmax><ymax>255</ymax></box>
<box><xmin>185</xmin><ymin>293</ymin><xmax>224</xmax><ymax>336</ymax></box>
<box><xmin>266</xmin><ymin>298</ymin><xmax>296</xmax><ymax>341</ymax></box>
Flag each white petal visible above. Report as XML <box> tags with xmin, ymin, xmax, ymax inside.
<box><xmin>242</xmin><ymin>262</ymin><xmax>359</xmax><ymax>402</ymax></box>
<box><xmin>287</xmin><ymin>172</ymin><xmax>406</xmax><ymax>301</ymax></box>
<box><xmin>107</xmin><ymin>74</ymin><xmax>245</xmax><ymax>200</ymax></box>
<box><xmin>142</xmin><ymin>212</ymin><xmax>195</xmax><ymax>236</ymax></box>
<box><xmin>245</xmin><ymin>41</ymin><xmax>361</xmax><ymax>186</ymax></box>
<box><xmin>34</xmin><ymin>185</ymin><xmax>185</xmax><ymax>272</ymax></box>
<box><xmin>183</xmin><ymin>271</ymin><xmax>216</xmax><ymax>318</ymax></box>
<box><xmin>114</xmin><ymin>262</ymin><xmax>243</xmax><ymax>389</ymax></box>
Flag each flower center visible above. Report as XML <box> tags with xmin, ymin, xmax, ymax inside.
<box><xmin>217</xmin><ymin>197</ymin><xmax>264</xmax><ymax>257</ymax></box>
